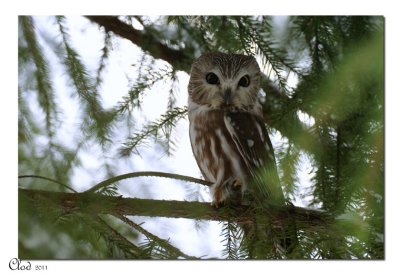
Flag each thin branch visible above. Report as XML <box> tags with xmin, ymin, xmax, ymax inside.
<box><xmin>18</xmin><ymin>174</ymin><xmax>77</xmax><ymax>193</ymax></box>
<box><xmin>94</xmin><ymin>215</ymin><xmax>145</xmax><ymax>258</ymax></box>
<box><xmin>116</xmin><ymin>214</ymin><xmax>197</xmax><ymax>259</ymax></box>
<box><xmin>85</xmin><ymin>171</ymin><xmax>211</xmax><ymax>194</ymax></box>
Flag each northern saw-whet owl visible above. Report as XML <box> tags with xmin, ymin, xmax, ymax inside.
<box><xmin>188</xmin><ymin>52</ymin><xmax>285</xmax><ymax>207</ymax></box>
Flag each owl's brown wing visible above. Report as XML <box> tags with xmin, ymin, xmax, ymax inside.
<box><xmin>223</xmin><ymin>111</ymin><xmax>284</xmax><ymax>205</ymax></box>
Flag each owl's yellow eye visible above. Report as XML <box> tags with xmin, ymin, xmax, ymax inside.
<box><xmin>206</xmin><ymin>72</ymin><xmax>219</xmax><ymax>85</ymax></box>
<box><xmin>238</xmin><ymin>75</ymin><xmax>250</xmax><ymax>87</ymax></box>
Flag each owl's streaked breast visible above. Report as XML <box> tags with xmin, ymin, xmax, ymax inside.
<box><xmin>189</xmin><ymin>108</ymin><xmax>248</xmax><ymax>202</ymax></box>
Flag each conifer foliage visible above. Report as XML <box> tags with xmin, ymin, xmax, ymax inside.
<box><xmin>18</xmin><ymin>16</ymin><xmax>384</xmax><ymax>259</ymax></box>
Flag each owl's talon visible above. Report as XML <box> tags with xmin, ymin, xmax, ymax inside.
<box><xmin>211</xmin><ymin>196</ymin><xmax>227</xmax><ymax>209</ymax></box>
<box><xmin>232</xmin><ymin>180</ymin><xmax>241</xmax><ymax>191</ymax></box>
<box><xmin>211</xmin><ymin>200</ymin><xmax>225</xmax><ymax>209</ymax></box>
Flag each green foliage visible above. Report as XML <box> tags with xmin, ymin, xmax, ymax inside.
<box><xmin>18</xmin><ymin>15</ymin><xmax>384</xmax><ymax>259</ymax></box>
<box><xmin>56</xmin><ymin>16</ymin><xmax>116</xmax><ymax>146</ymax></box>
<box><xmin>19</xmin><ymin>17</ymin><xmax>59</xmax><ymax>137</ymax></box>
<box><xmin>276</xmin><ymin>143</ymin><xmax>301</xmax><ymax>199</ymax></box>
<box><xmin>119</xmin><ymin>106</ymin><xmax>187</xmax><ymax>156</ymax></box>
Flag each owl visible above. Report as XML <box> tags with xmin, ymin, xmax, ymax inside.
<box><xmin>188</xmin><ymin>52</ymin><xmax>284</xmax><ymax>207</ymax></box>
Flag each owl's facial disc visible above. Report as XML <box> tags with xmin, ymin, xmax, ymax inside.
<box><xmin>188</xmin><ymin>52</ymin><xmax>261</xmax><ymax>111</ymax></box>
<box><xmin>208</xmin><ymin>74</ymin><xmax>256</xmax><ymax>111</ymax></box>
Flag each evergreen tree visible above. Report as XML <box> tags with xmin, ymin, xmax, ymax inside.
<box><xmin>18</xmin><ymin>15</ymin><xmax>384</xmax><ymax>259</ymax></box>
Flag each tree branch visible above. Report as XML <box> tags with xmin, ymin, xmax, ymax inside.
<box><xmin>20</xmin><ymin>188</ymin><xmax>332</xmax><ymax>234</ymax></box>
<box><xmin>85</xmin><ymin>16</ymin><xmax>192</xmax><ymax>72</ymax></box>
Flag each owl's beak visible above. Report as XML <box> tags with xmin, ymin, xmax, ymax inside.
<box><xmin>223</xmin><ymin>88</ymin><xmax>232</xmax><ymax>104</ymax></box>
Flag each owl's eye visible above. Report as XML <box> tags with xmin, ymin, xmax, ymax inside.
<box><xmin>238</xmin><ymin>75</ymin><xmax>250</xmax><ymax>87</ymax></box>
<box><xmin>206</xmin><ymin>72</ymin><xmax>219</xmax><ymax>85</ymax></box>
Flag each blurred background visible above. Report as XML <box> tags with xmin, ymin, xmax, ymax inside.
<box><xmin>18</xmin><ymin>16</ymin><xmax>384</xmax><ymax>259</ymax></box>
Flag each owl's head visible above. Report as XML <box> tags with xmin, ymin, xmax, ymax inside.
<box><xmin>188</xmin><ymin>52</ymin><xmax>261</xmax><ymax>111</ymax></box>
